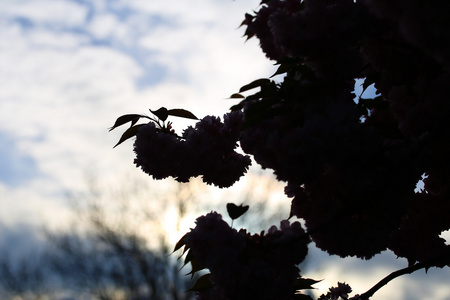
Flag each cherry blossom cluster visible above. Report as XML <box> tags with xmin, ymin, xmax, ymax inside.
<box><xmin>319</xmin><ymin>282</ymin><xmax>353</xmax><ymax>300</ymax></box>
<box><xmin>239</xmin><ymin>0</ymin><xmax>450</xmax><ymax>265</ymax></box>
<box><xmin>133</xmin><ymin>111</ymin><xmax>251</xmax><ymax>188</ymax></box>
<box><xmin>238</xmin><ymin>77</ymin><xmax>425</xmax><ymax>259</ymax></box>
<box><xmin>176</xmin><ymin>212</ymin><xmax>311</xmax><ymax>300</ymax></box>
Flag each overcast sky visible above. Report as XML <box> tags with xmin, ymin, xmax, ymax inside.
<box><xmin>0</xmin><ymin>1</ymin><xmax>449</xmax><ymax>299</ymax></box>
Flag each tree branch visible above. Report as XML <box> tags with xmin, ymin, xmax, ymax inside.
<box><xmin>358</xmin><ymin>250</ymin><xmax>450</xmax><ymax>300</ymax></box>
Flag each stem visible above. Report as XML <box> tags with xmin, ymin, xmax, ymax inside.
<box><xmin>142</xmin><ymin>114</ymin><xmax>158</xmax><ymax>123</ymax></box>
<box><xmin>358</xmin><ymin>250</ymin><xmax>450</xmax><ymax>299</ymax></box>
<box><xmin>358</xmin><ymin>262</ymin><xmax>425</xmax><ymax>299</ymax></box>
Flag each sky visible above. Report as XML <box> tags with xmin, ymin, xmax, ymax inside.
<box><xmin>0</xmin><ymin>0</ymin><xmax>273</xmax><ymax>226</ymax></box>
<box><xmin>0</xmin><ymin>0</ymin><xmax>449</xmax><ymax>299</ymax></box>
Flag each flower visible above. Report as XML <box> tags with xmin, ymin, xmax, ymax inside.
<box><xmin>134</xmin><ymin>112</ymin><xmax>251</xmax><ymax>188</ymax></box>
<box><xmin>329</xmin><ymin>282</ymin><xmax>352</xmax><ymax>300</ymax></box>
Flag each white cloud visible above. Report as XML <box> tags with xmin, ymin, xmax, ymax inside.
<box><xmin>28</xmin><ymin>28</ymin><xmax>89</xmax><ymax>49</ymax></box>
<box><xmin>87</xmin><ymin>12</ymin><xmax>125</xmax><ymax>40</ymax></box>
<box><xmin>1</xmin><ymin>0</ymin><xmax>88</xmax><ymax>27</ymax></box>
<box><xmin>122</xmin><ymin>0</ymin><xmax>261</xmax><ymax>26</ymax></box>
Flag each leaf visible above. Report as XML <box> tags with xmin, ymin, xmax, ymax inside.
<box><xmin>230</xmin><ymin>103</ymin><xmax>244</xmax><ymax>111</ymax></box>
<box><xmin>113</xmin><ymin>124</ymin><xmax>146</xmax><ymax>148</ymax></box>
<box><xmin>109</xmin><ymin>114</ymin><xmax>142</xmax><ymax>131</ymax></box>
<box><xmin>173</xmin><ymin>234</ymin><xmax>187</xmax><ymax>253</ymax></box>
<box><xmin>186</xmin><ymin>256</ymin><xmax>206</xmax><ymax>278</ymax></box>
<box><xmin>150</xmin><ymin>107</ymin><xmax>169</xmax><ymax>121</ymax></box>
<box><xmin>226</xmin><ymin>203</ymin><xmax>249</xmax><ymax>220</ymax></box>
<box><xmin>167</xmin><ymin>108</ymin><xmax>199</xmax><ymax>120</ymax></box>
<box><xmin>187</xmin><ymin>273</ymin><xmax>213</xmax><ymax>292</ymax></box>
<box><xmin>270</xmin><ymin>63</ymin><xmax>296</xmax><ymax>78</ymax></box>
<box><xmin>407</xmin><ymin>258</ymin><xmax>416</xmax><ymax>267</ymax></box>
<box><xmin>179</xmin><ymin>249</ymin><xmax>192</xmax><ymax>270</ymax></box>
<box><xmin>184</xmin><ymin>249</ymin><xmax>193</xmax><ymax>264</ymax></box>
<box><xmin>239</xmin><ymin>78</ymin><xmax>271</xmax><ymax>93</ymax></box>
<box><xmin>229</xmin><ymin>93</ymin><xmax>245</xmax><ymax>99</ymax></box>
<box><xmin>294</xmin><ymin>277</ymin><xmax>322</xmax><ymax>290</ymax></box>
<box><xmin>293</xmin><ymin>293</ymin><xmax>313</xmax><ymax>300</ymax></box>
<box><xmin>177</xmin><ymin>243</ymin><xmax>190</xmax><ymax>260</ymax></box>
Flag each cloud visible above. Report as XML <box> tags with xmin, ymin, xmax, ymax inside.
<box><xmin>1</xmin><ymin>0</ymin><xmax>88</xmax><ymax>28</ymax></box>
<box><xmin>87</xmin><ymin>12</ymin><xmax>122</xmax><ymax>40</ymax></box>
<box><xmin>0</xmin><ymin>132</ymin><xmax>40</xmax><ymax>186</ymax></box>
<box><xmin>0</xmin><ymin>0</ymin><xmax>271</xmax><ymax>226</ymax></box>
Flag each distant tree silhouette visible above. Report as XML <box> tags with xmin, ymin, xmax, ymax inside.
<box><xmin>0</xmin><ymin>249</ymin><xmax>52</xmax><ymax>300</ymax></box>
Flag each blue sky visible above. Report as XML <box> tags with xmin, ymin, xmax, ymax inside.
<box><xmin>0</xmin><ymin>1</ymin><xmax>449</xmax><ymax>299</ymax></box>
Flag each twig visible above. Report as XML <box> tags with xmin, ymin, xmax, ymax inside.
<box><xmin>358</xmin><ymin>250</ymin><xmax>450</xmax><ymax>300</ymax></box>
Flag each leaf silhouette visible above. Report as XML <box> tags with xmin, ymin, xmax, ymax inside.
<box><xmin>109</xmin><ymin>114</ymin><xmax>142</xmax><ymax>131</ymax></box>
<box><xmin>229</xmin><ymin>93</ymin><xmax>245</xmax><ymax>99</ymax></box>
<box><xmin>113</xmin><ymin>124</ymin><xmax>146</xmax><ymax>148</ymax></box>
<box><xmin>187</xmin><ymin>273</ymin><xmax>213</xmax><ymax>292</ymax></box>
<box><xmin>226</xmin><ymin>203</ymin><xmax>249</xmax><ymax>220</ymax></box>
<box><xmin>167</xmin><ymin>108</ymin><xmax>198</xmax><ymax>120</ymax></box>
<box><xmin>239</xmin><ymin>78</ymin><xmax>271</xmax><ymax>93</ymax></box>
<box><xmin>150</xmin><ymin>107</ymin><xmax>169</xmax><ymax>121</ymax></box>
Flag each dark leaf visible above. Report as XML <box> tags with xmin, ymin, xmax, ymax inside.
<box><xmin>230</xmin><ymin>103</ymin><xmax>244</xmax><ymax>111</ymax></box>
<box><xmin>150</xmin><ymin>107</ymin><xmax>169</xmax><ymax>121</ymax></box>
<box><xmin>113</xmin><ymin>124</ymin><xmax>146</xmax><ymax>148</ymax></box>
<box><xmin>229</xmin><ymin>93</ymin><xmax>245</xmax><ymax>99</ymax></box>
<box><xmin>179</xmin><ymin>249</ymin><xmax>191</xmax><ymax>270</ymax></box>
<box><xmin>239</xmin><ymin>78</ymin><xmax>271</xmax><ymax>93</ymax></box>
<box><xmin>243</xmin><ymin>29</ymin><xmax>255</xmax><ymax>40</ymax></box>
<box><xmin>187</xmin><ymin>273</ymin><xmax>213</xmax><ymax>292</ymax></box>
<box><xmin>184</xmin><ymin>249</ymin><xmax>193</xmax><ymax>265</ymax></box>
<box><xmin>186</xmin><ymin>257</ymin><xmax>205</xmax><ymax>278</ymax></box>
<box><xmin>271</xmin><ymin>63</ymin><xmax>295</xmax><ymax>78</ymax></box>
<box><xmin>293</xmin><ymin>293</ymin><xmax>313</xmax><ymax>300</ymax></box>
<box><xmin>227</xmin><ymin>203</ymin><xmax>249</xmax><ymax>220</ymax></box>
<box><xmin>240</xmin><ymin>14</ymin><xmax>254</xmax><ymax>27</ymax></box>
<box><xmin>407</xmin><ymin>258</ymin><xmax>416</xmax><ymax>267</ymax></box>
<box><xmin>173</xmin><ymin>234</ymin><xmax>186</xmax><ymax>253</ymax></box>
<box><xmin>167</xmin><ymin>108</ymin><xmax>198</xmax><ymax>120</ymax></box>
<box><xmin>244</xmin><ymin>91</ymin><xmax>265</xmax><ymax>102</ymax></box>
<box><xmin>294</xmin><ymin>277</ymin><xmax>322</xmax><ymax>290</ymax></box>
<box><xmin>109</xmin><ymin>114</ymin><xmax>142</xmax><ymax>131</ymax></box>
<box><xmin>179</xmin><ymin>242</ymin><xmax>190</xmax><ymax>258</ymax></box>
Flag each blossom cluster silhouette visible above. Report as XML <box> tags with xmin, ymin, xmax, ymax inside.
<box><xmin>134</xmin><ymin>111</ymin><xmax>251</xmax><ymax>187</ymax></box>
<box><xmin>112</xmin><ymin>0</ymin><xmax>450</xmax><ymax>299</ymax></box>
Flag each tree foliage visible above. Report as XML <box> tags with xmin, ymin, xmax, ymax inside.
<box><xmin>112</xmin><ymin>0</ymin><xmax>450</xmax><ymax>299</ymax></box>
